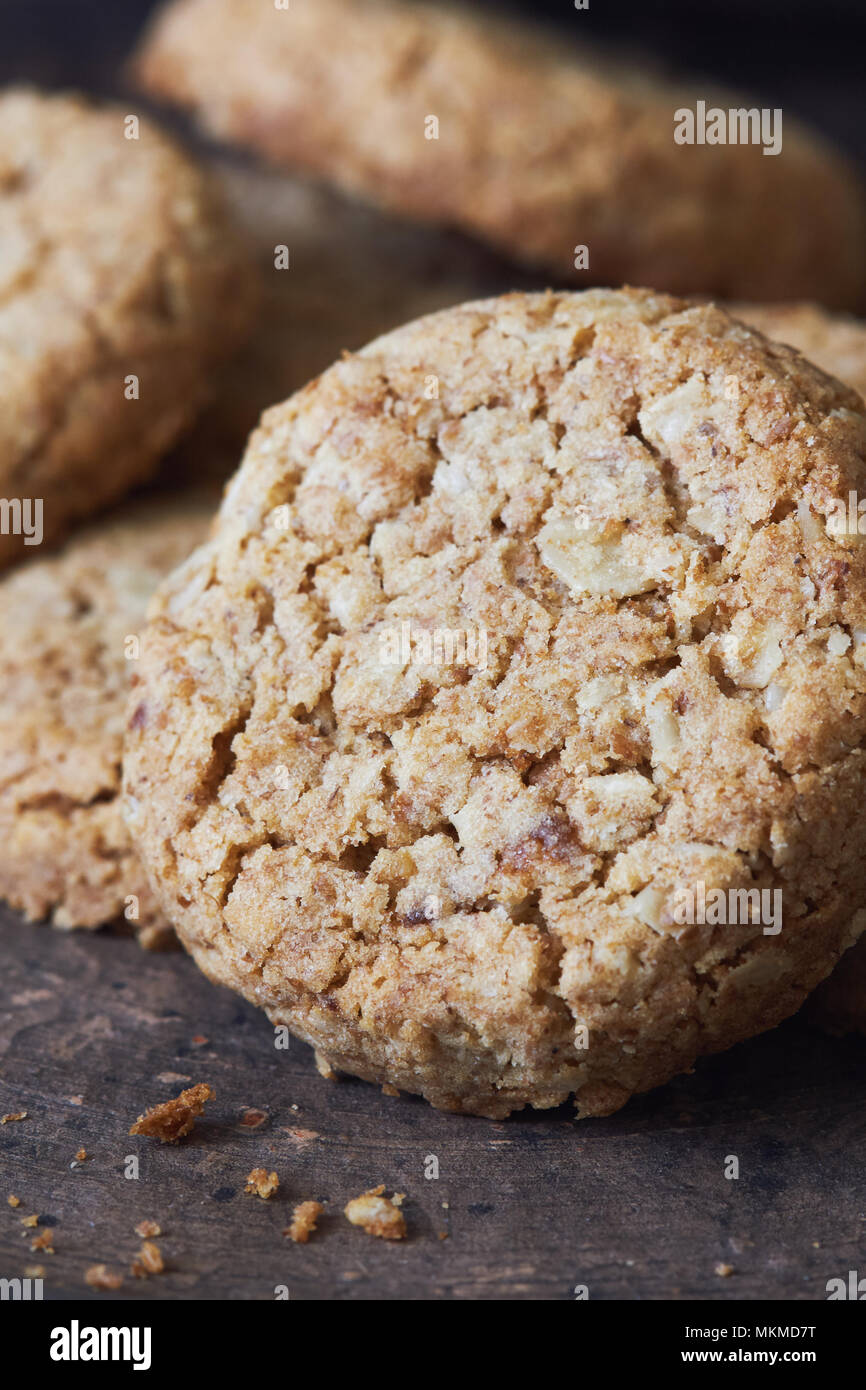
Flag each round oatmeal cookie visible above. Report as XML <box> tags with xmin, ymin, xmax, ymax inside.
<box><xmin>732</xmin><ymin>304</ymin><xmax>866</xmax><ymax>404</ymax></box>
<box><xmin>135</xmin><ymin>0</ymin><xmax>866</xmax><ymax>305</ymax></box>
<box><xmin>124</xmin><ymin>289</ymin><xmax>866</xmax><ymax>1117</ymax></box>
<box><xmin>0</xmin><ymin>87</ymin><xmax>256</xmax><ymax>567</ymax></box>
<box><xmin>0</xmin><ymin>495</ymin><xmax>212</xmax><ymax>946</ymax></box>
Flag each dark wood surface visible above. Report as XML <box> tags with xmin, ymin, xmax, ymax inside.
<box><xmin>1</xmin><ymin>907</ymin><xmax>864</xmax><ymax>1301</ymax></box>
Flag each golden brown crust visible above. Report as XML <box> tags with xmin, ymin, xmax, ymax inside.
<box><xmin>124</xmin><ymin>288</ymin><xmax>866</xmax><ymax>1118</ymax></box>
<box><xmin>0</xmin><ymin>496</ymin><xmax>211</xmax><ymax>938</ymax></box>
<box><xmin>0</xmin><ymin>88</ymin><xmax>256</xmax><ymax>566</ymax></box>
<box><xmin>732</xmin><ymin>304</ymin><xmax>866</xmax><ymax>404</ymax></box>
<box><xmin>135</xmin><ymin>0</ymin><xmax>866</xmax><ymax>304</ymax></box>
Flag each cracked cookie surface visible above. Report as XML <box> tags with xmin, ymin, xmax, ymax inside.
<box><xmin>124</xmin><ymin>288</ymin><xmax>866</xmax><ymax>1116</ymax></box>
<box><xmin>0</xmin><ymin>495</ymin><xmax>211</xmax><ymax>943</ymax></box>
<box><xmin>0</xmin><ymin>88</ymin><xmax>256</xmax><ymax>566</ymax></box>
<box><xmin>135</xmin><ymin>0</ymin><xmax>866</xmax><ymax>304</ymax></box>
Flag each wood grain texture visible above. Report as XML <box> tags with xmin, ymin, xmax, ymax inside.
<box><xmin>1</xmin><ymin>910</ymin><xmax>864</xmax><ymax>1301</ymax></box>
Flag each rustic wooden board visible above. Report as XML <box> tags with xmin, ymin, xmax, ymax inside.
<box><xmin>1</xmin><ymin>908</ymin><xmax>865</xmax><ymax>1301</ymax></box>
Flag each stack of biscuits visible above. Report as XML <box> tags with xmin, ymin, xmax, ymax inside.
<box><xmin>3</xmin><ymin>0</ymin><xmax>865</xmax><ymax>1118</ymax></box>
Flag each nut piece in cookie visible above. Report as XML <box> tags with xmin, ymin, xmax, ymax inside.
<box><xmin>0</xmin><ymin>495</ymin><xmax>211</xmax><ymax>943</ymax></box>
<box><xmin>0</xmin><ymin>88</ymin><xmax>256</xmax><ymax>567</ymax></box>
<box><xmin>129</xmin><ymin>1083</ymin><xmax>214</xmax><ymax>1143</ymax></box>
<box><xmin>135</xmin><ymin>0</ymin><xmax>866</xmax><ymax>303</ymax></box>
<box><xmin>123</xmin><ymin>288</ymin><xmax>866</xmax><ymax>1119</ymax></box>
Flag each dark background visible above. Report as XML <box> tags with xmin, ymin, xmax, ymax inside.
<box><xmin>0</xmin><ymin>0</ymin><xmax>865</xmax><ymax>1305</ymax></box>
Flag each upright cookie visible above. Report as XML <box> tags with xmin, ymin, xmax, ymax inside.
<box><xmin>0</xmin><ymin>496</ymin><xmax>211</xmax><ymax>946</ymax></box>
<box><xmin>0</xmin><ymin>88</ymin><xmax>256</xmax><ymax>566</ymax></box>
<box><xmin>124</xmin><ymin>289</ymin><xmax>866</xmax><ymax>1117</ymax></box>
<box><xmin>135</xmin><ymin>0</ymin><xmax>866</xmax><ymax>304</ymax></box>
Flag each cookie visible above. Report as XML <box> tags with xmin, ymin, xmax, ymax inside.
<box><xmin>135</xmin><ymin>0</ymin><xmax>866</xmax><ymax>305</ymax></box>
<box><xmin>0</xmin><ymin>87</ymin><xmax>256</xmax><ymax>567</ymax></box>
<box><xmin>732</xmin><ymin>302</ymin><xmax>866</xmax><ymax>1036</ymax></box>
<box><xmin>733</xmin><ymin>303</ymin><xmax>866</xmax><ymax>403</ymax></box>
<box><xmin>123</xmin><ymin>288</ymin><xmax>866</xmax><ymax>1118</ymax></box>
<box><xmin>168</xmin><ymin>156</ymin><xmax>504</xmax><ymax>486</ymax></box>
<box><xmin>0</xmin><ymin>495</ymin><xmax>211</xmax><ymax>945</ymax></box>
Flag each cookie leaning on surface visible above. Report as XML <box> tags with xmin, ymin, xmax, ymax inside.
<box><xmin>0</xmin><ymin>496</ymin><xmax>212</xmax><ymax>947</ymax></box>
<box><xmin>134</xmin><ymin>0</ymin><xmax>866</xmax><ymax>305</ymax></box>
<box><xmin>0</xmin><ymin>88</ymin><xmax>257</xmax><ymax>567</ymax></box>
<box><xmin>123</xmin><ymin>288</ymin><xmax>866</xmax><ymax>1118</ymax></box>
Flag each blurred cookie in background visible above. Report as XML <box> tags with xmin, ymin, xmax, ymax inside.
<box><xmin>136</xmin><ymin>0</ymin><xmax>866</xmax><ymax>305</ymax></box>
<box><xmin>0</xmin><ymin>87</ymin><xmax>257</xmax><ymax>567</ymax></box>
<box><xmin>0</xmin><ymin>494</ymin><xmax>212</xmax><ymax>947</ymax></box>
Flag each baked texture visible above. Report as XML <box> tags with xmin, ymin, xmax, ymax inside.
<box><xmin>0</xmin><ymin>87</ymin><xmax>256</xmax><ymax>567</ymax></box>
<box><xmin>0</xmin><ymin>496</ymin><xmax>211</xmax><ymax>944</ymax></box>
<box><xmin>732</xmin><ymin>302</ymin><xmax>866</xmax><ymax>1035</ymax></box>
<box><xmin>135</xmin><ymin>0</ymin><xmax>866</xmax><ymax>305</ymax></box>
<box><xmin>733</xmin><ymin>304</ymin><xmax>866</xmax><ymax>403</ymax></box>
<box><xmin>124</xmin><ymin>289</ymin><xmax>866</xmax><ymax>1118</ymax></box>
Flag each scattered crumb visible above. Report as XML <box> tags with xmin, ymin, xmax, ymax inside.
<box><xmin>437</xmin><ymin>1230</ymin><xmax>449</xmax><ymax>1240</ymax></box>
<box><xmin>285</xmin><ymin>1200</ymin><xmax>324</xmax><ymax>1244</ymax></box>
<box><xmin>134</xmin><ymin>1220</ymin><xmax>162</xmax><ymax>1239</ymax></box>
<box><xmin>85</xmin><ymin>1264</ymin><xmax>124</xmax><ymax>1291</ymax></box>
<box><xmin>129</xmin><ymin>1083</ymin><xmax>214</xmax><ymax>1143</ymax></box>
<box><xmin>75</xmin><ymin>1148</ymin><xmax>87</xmax><ymax>1162</ymax></box>
<box><xmin>20</xmin><ymin>1214</ymin><xmax>38</xmax><ymax>1228</ymax></box>
<box><xmin>67</xmin><ymin>1096</ymin><xmax>83</xmax><ymax>1107</ymax></box>
<box><xmin>7</xmin><ymin>1195</ymin><xmax>20</xmax><ymax>1208</ymax></box>
<box><xmin>1</xmin><ymin>1112</ymin><xmax>27</xmax><ymax>1124</ymax></box>
<box><xmin>715</xmin><ymin>1262</ymin><xmax>735</xmax><ymax>1278</ymax></box>
<box><xmin>238</xmin><ymin>1108</ymin><xmax>268</xmax><ymax>1130</ymax></box>
<box><xmin>381</xmin><ymin>1083</ymin><xmax>400</xmax><ymax>1097</ymax></box>
<box><xmin>314</xmin><ymin>1051</ymin><xmax>338</xmax><ymax>1081</ymax></box>
<box><xmin>245</xmin><ymin>1168</ymin><xmax>279</xmax><ymax>1199</ymax></box>
<box><xmin>131</xmin><ymin>1241</ymin><xmax>164</xmax><ymax>1278</ymax></box>
<box><xmin>31</xmin><ymin>1228</ymin><xmax>54</xmax><ymax>1254</ymax></box>
<box><xmin>192</xmin><ymin>1035</ymin><xmax>209</xmax><ymax>1046</ymax></box>
<box><xmin>441</xmin><ymin>1201</ymin><xmax>449</xmax><ymax>1209</ymax></box>
<box><xmin>24</xmin><ymin>1265</ymin><xmax>45</xmax><ymax>1279</ymax></box>
<box><xmin>344</xmin><ymin>1186</ymin><xmax>407</xmax><ymax>1241</ymax></box>
<box><xmin>137</xmin><ymin>924</ymin><xmax>176</xmax><ymax>952</ymax></box>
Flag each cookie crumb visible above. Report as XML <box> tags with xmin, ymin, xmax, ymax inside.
<box><xmin>314</xmin><ymin>1051</ymin><xmax>338</xmax><ymax>1081</ymax></box>
<box><xmin>7</xmin><ymin>1195</ymin><xmax>20</xmax><ymax>1208</ymax></box>
<box><xmin>85</xmin><ymin>1264</ymin><xmax>124</xmax><ymax>1291</ymax></box>
<box><xmin>1</xmin><ymin>1112</ymin><xmax>27</xmax><ymax>1124</ymax></box>
<box><xmin>31</xmin><ymin>1228</ymin><xmax>54</xmax><ymax>1254</ymax></box>
<box><xmin>238</xmin><ymin>1108</ymin><xmax>267</xmax><ymax>1130</ymax></box>
<box><xmin>24</xmin><ymin>1265</ymin><xmax>45</xmax><ymax>1279</ymax></box>
<box><xmin>20</xmin><ymin>1213</ymin><xmax>38</xmax><ymax>1228</ymax></box>
<box><xmin>344</xmin><ymin>1186</ymin><xmax>407</xmax><ymax>1241</ymax></box>
<box><xmin>285</xmin><ymin>1200</ymin><xmax>324</xmax><ymax>1244</ymax></box>
<box><xmin>129</xmin><ymin>1083</ymin><xmax>214</xmax><ymax>1142</ymax></box>
<box><xmin>714</xmin><ymin>1262</ymin><xmax>735</xmax><ymax>1278</ymax></box>
<box><xmin>134</xmin><ymin>1220</ymin><xmax>161</xmax><ymax>1239</ymax></box>
<box><xmin>245</xmin><ymin>1168</ymin><xmax>279</xmax><ymax>1199</ymax></box>
<box><xmin>192</xmin><ymin>1034</ymin><xmax>209</xmax><ymax>1046</ymax></box>
<box><xmin>131</xmin><ymin>1241</ymin><xmax>164</xmax><ymax>1278</ymax></box>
